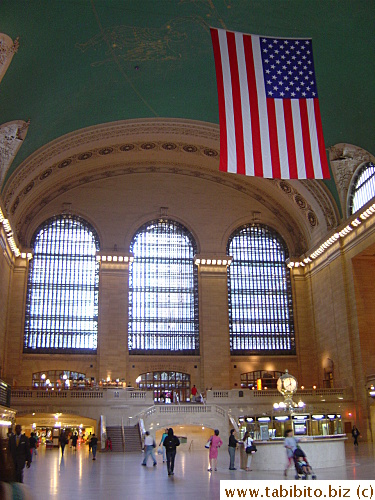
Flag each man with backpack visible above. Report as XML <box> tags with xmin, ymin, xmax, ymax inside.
<box><xmin>162</xmin><ymin>428</ymin><xmax>180</xmax><ymax>476</ymax></box>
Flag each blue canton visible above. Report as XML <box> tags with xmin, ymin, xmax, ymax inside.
<box><xmin>260</xmin><ymin>37</ymin><xmax>318</xmax><ymax>99</ymax></box>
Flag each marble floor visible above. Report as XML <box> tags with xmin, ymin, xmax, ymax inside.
<box><xmin>20</xmin><ymin>442</ymin><xmax>375</xmax><ymax>500</ymax></box>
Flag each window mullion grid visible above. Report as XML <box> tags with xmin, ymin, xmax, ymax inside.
<box><xmin>229</xmin><ymin>224</ymin><xmax>294</xmax><ymax>355</ymax></box>
<box><xmin>129</xmin><ymin>220</ymin><xmax>198</xmax><ymax>355</ymax></box>
<box><xmin>24</xmin><ymin>216</ymin><xmax>99</xmax><ymax>353</ymax></box>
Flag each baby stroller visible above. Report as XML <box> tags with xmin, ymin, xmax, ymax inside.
<box><xmin>293</xmin><ymin>447</ymin><xmax>317</xmax><ymax>480</ymax></box>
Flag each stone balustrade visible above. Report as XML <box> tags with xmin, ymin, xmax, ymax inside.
<box><xmin>9</xmin><ymin>386</ymin><xmax>354</xmax><ymax>431</ymax></box>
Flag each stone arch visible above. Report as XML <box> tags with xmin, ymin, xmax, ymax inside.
<box><xmin>329</xmin><ymin>143</ymin><xmax>375</xmax><ymax>216</ymax></box>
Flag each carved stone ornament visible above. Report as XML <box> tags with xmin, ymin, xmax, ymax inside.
<box><xmin>329</xmin><ymin>143</ymin><xmax>375</xmax><ymax>214</ymax></box>
<box><xmin>0</xmin><ymin>120</ymin><xmax>30</xmax><ymax>187</ymax></box>
<box><xmin>0</xmin><ymin>33</ymin><xmax>19</xmax><ymax>84</ymax></box>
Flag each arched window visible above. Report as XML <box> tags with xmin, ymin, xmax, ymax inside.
<box><xmin>24</xmin><ymin>215</ymin><xmax>100</xmax><ymax>353</ymax></box>
<box><xmin>347</xmin><ymin>162</ymin><xmax>375</xmax><ymax>215</ymax></box>
<box><xmin>129</xmin><ymin>219</ymin><xmax>199</xmax><ymax>355</ymax></box>
<box><xmin>240</xmin><ymin>370</ymin><xmax>284</xmax><ymax>390</ymax></box>
<box><xmin>227</xmin><ymin>224</ymin><xmax>295</xmax><ymax>354</ymax></box>
<box><xmin>136</xmin><ymin>371</ymin><xmax>191</xmax><ymax>402</ymax></box>
<box><xmin>32</xmin><ymin>370</ymin><xmax>87</xmax><ymax>389</ymax></box>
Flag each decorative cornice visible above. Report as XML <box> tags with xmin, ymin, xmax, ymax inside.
<box><xmin>3</xmin><ymin>118</ymin><xmax>220</xmax><ymax>198</ymax></box>
<box><xmin>13</xmin><ymin>159</ymin><xmax>308</xmax><ymax>255</ymax></box>
<box><xmin>5</xmin><ymin>140</ymin><xmax>219</xmax><ymax>214</ymax></box>
<box><xmin>299</xmin><ymin>180</ymin><xmax>339</xmax><ymax>230</ymax></box>
<box><xmin>272</xmin><ymin>180</ymin><xmax>318</xmax><ymax>229</ymax></box>
<box><xmin>329</xmin><ymin>143</ymin><xmax>375</xmax><ymax>215</ymax></box>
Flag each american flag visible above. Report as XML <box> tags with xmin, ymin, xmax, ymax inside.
<box><xmin>210</xmin><ymin>28</ymin><xmax>330</xmax><ymax>179</ymax></box>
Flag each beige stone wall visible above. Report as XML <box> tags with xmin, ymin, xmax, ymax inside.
<box><xmin>309</xmin><ymin>256</ymin><xmax>354</xmax><ymax>389</ymax></box>
<box><xmin>199</xmin><ymin>265</ymin><xmax>231</xmax><ymax>389</ymax></box>
<box><xmin>352</xmin><ymin>256</ymin><xmax>375</xmax><ymax>379</ymax></box>
<box><xmin>299</xmin><ymin>224</ymin><xmax>375</xmax><ymax>439</ymax></box>
<box><xmin>98</xmin><ymin>261</ymin><xmax>129</xmax><ymax>382</ymax></box>
<box><xmin>0</xmin><ymin>231</ymin><xmax>12</xmax><ymax>380</ymax></box>
<box><xmin>4</xmin><ymin>259</ymin><xmax>28</xmax><ymax>385</ymax></box>
<box><xmin>292</xmin><ymin>271</ymin><xmax>319</xmax><ymax>388</ymax></box>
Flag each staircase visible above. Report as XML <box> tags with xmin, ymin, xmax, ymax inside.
<box><xmin>105</xmin><ymin>424</ymin><xmax>142</xmax><ymax>452</ymax></box>
<box><xmin>124</xmin><ymin>424</ymin><xmax>142</xmax><ymax>452</ymax></box>
<box><xmin>106</xmin><ymin>426</ymin><xmax>124</xmax><ymax>452</ymax></box>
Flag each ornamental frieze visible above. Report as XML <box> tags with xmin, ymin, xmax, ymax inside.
<box><xmin>3</xmin><ymin>119</ymin><xmax>221</xmax><ymax>197</ymax></box>
<box><xmin>13</xmin><ymin>160</ymin><xmax>307</xmax><ymax>255</ymax></box>
<box><xmin>5</xmin><ymin>139</ymin><xmax>219</xmax><ymax>211</ymax></box>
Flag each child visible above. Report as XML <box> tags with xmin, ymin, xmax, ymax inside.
<box><xmin>296</xmin><ymin>455</ymin><xmax>312</xmax><ymax>475</ymax></box>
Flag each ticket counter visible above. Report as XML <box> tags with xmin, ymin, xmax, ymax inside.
<box><xmin>238</xmin><ymin>435</ymin><xmax>346</xmax><ymax>471</ymax></box>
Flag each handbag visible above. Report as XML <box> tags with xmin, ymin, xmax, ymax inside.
<box><xmin>157</xmin><ymin>446</ymin><xmax>163</xmax><ymax>455</ymax></box>
<box><xmin>205</xmin><ymin>439</ymin><xmax>211</xmax><ymax>449</ymax></box>
<box><xmin>246</xmin><ymin>444</ymin><xmax>257</xmax><ymax>454</ymax></box>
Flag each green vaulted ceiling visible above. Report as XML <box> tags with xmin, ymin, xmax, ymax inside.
<box><xmin>1</xmin><ymin>0</ymin><xmax>374</xmax><ymax>187</ymax></box>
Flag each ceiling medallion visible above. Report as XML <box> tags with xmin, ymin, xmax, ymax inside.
<box><xmin>58</xmin><ymin>159</ymin><xmax>72</xmax><ymax>168</ymax></box>
<box><xmin>141</xmin><ymin>143</ymin><xmax>156</xmax><ymax>150</ymax></box>
<box><xmin>99</xmin><ymin>147</ymin><xmax>113</xmax><ymax>155</ymax></box>
<box><xmin>39</xmin><ymin>169</ymin><xmax>52</xmax><ymax>180</ymax></box>
<box><xmin>162</xmin><ymin>143</ymin><xmax>177</xmax><ymax>150</ymax></box>
<box><xmin>77</xmin><ymin>152</ymin><xmax>92</xmax><ymax>160</ymax></box>
<box><xmin>183</xmin><ymin>145</ymin><xmax>197</xmax><ymax>153</ymax></box>
<box><xmin>120</xmin><ymin>144</ymin><xmax>134</xmax><ymax>152</ymax></box>
<box><xmin>203</xmin><ymin>148</ymin><xmax>218</xmax><ymax>157</ymax></box>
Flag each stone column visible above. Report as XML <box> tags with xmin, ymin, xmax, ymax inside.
<box><xmin>4</xmin><ymin>257</ymin><xmax>28</xmax><ymax>384</ymax></box>
<box><xmin>97</xmin><ymin>255</ymin><xmax>130</xmax><ymax>384</ymax></box>
<box><xmin>197</xmin><ymin>256</ymin><xmax>231</xmax><ymax>390</ymax></box>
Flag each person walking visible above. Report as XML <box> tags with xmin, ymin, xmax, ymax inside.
<box><xmin>87</xmin><ymin>432</ymin><xmax>92</xmax><ymax>453</ymax></box>
<box><xmin>7</xmin><ymin>425</ymin><xmax>32</xmax><ymax>483</ymax></box>
<box><xmin>243</xmin><ymin>431</ymin><xmax>254</xmax><ymax>471</ymax></box>
<box><xmin>162</xmin><ymin>428</ymin><xmax>180</xmax><ymax>476</ymax></box>
<box><xmin>284</xmin><ymin>429</ymin><xmax>299</xmax><ymax>477</ymax></box>
<box><xmin>159</xmin><ymin>428</ymin><xmax>168</xmax><ymax>463</ymax></box>
<box><xmin>352</xmin><ymin>426</ymin><xmax>360</xmax><ymax>447</ymax></box>
<box><xmin>228</xmin><ymin>429</ymin><xmax>238</xmax><ymax>470</ymax></box>
<box><xmin>29</xmin><ymin>433</ymin><xmax>37</xmax><ymax>461</ymax></box>
<box><xmin>91</xmin><ymin>434</ymin><xmax>98</xmax><ymax>460</ymax></box>
<box><xmin>72</xmin><ymin>432</ymin><xmax>78</xmax><ymax>451</ymax></box>
<box><xmin>59</xmin><ymin>431</ymin><xmax>67</xmax><ymax>457</ymax></box>
<box><xmin>141</xmin><ymin>431</ymin><xmax>157</xmax><ymax>467</ymax></box>
<box><xmin>207</xmin><ymin>429</ymin><xmax>223</xmax><ymax>472</ymax></box>
<box><xmin>0</xmin><ymin>437</ymin><xmax>33</xmax><ymax>499</ymax></box>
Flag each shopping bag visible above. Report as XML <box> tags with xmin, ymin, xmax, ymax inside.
<box><xmin>205</xmin><ymin>439</ymin><xmax>211</xmax><ymax>449</ymax></box>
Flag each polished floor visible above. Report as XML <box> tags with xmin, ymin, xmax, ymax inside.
<box><xmin>20</xmin><ymin>441</ymin><xmax>375</xmax><ymax>499</ymax></box>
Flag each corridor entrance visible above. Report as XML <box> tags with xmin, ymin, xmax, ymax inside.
<box><xmin>136</xmin><ymin>371</ymin><xmax>191</xmax><ymax>402</ymax></box>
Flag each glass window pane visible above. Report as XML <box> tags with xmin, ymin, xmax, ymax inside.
<box><xmin>128</xmin><ymin>219</ymin><xmax>199</xmax><ymax>355</ymax></box>
<box><xmin>24</xmin><ymin>215</ymin><xmax>100</xmax><ymax>353</ymax></box>
<box><xmin>348</xmin><ymin>162</ymin><xmax>375</xmax><ymax>215</ymax></box>
<box><xmin>227</xmin><ymin>224</ymin><xmax>295</xmax><ymax>355</ymax></box>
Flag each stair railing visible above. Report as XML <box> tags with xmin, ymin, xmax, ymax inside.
<box><xmin>121</xmin><ymin>417</ymin><xmax>125</xmax><ymax>452</ymax></box>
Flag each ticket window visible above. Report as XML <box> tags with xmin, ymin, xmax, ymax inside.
<box><xmin>293</xmin><ymin>422</ymin><xmax>307</xmax><ymax>436</ymax></box>
<box><xmin>273</xmin><ymin>419</ymin><xmax>291</xmax><ymax>438</ymax></box>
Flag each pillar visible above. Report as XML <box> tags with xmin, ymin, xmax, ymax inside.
<box><xmin>196</xmin><ymin>256</ymin><xmax>231</xmax><ymax>390</ymax></box>
<box><xmin>97</xmin><ymin>254</ymin><xmax>130</xmax><ymax>383</ymax></box>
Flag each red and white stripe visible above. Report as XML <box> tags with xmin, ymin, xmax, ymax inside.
<box><xmin>210</xmin><ymin>28</ymin><xmax>330</xmax><ymax>179</ymax></box>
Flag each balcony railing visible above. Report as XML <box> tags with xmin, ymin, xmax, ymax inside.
<box><xmin>206</xmin><ymin>387</ymin><xmax>351</xmax><ymax>403</ymax></box>
<box><xmin>11</xmin><ymin>387</ymin><xmax>151</xmax><ymax>403</ymax></box>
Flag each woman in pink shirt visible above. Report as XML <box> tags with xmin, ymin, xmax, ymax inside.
<box><xmin>208</xmin><ymin>429</ymin><xmax>223</xmax><ymax>472</ymax></box>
